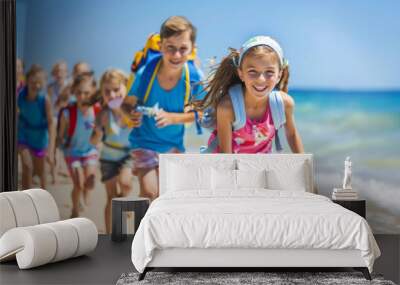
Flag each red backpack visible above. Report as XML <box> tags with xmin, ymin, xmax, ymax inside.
<box><xmin>57</xmin><ymin>103</ymin><xmax>101</xmax><ymax>148</ymax></box>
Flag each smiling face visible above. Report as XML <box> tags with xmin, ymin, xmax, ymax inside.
<box><xmin>238</xmin><ymin>47</ymin><xmax>282</xmax><ymax>98</ymax></box>
<box><xmin>160</xmin><ymin>30</ymin><xmax>193</xmax><ymax>71</ymax></box>
<box><xmin>102</xmin><ymin>77</ymin><xmax>126</xmax><ymax>105</ymax></box>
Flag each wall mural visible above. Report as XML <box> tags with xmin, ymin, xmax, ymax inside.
<box><xmin>16</xmin><ymin>0</ymin><xmax>400</xmax><ymax>234</ymax></box>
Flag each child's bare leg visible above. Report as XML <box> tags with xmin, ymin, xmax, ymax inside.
<box><xmin>136</xmin><ymin>168</ymin><xmax>158</xmax><ymax>201</ymax></box>
<box><xmin>70</xmin><ymin>167</ymin><xmax>84</xmax><ymax>218</ymax></box>
<box><xmin>104</xmin><ymin>177</ymin><xmax>118</xmax><ymax>234</ymax></box>
<box><xmin>83</xmin><ymin>164</ymin><xmax>96</xmax><ymax>206</ymax></box>
<box><xmin>57</xmin><ymin>149</ymin><xmax>69</xmax><ymax>177</ymax></box>
<box><xmin>19</xmin><ymin>148</ymin><xmax>33</xmax><ymax>190</ymax></box>
<box><xmin>118</xmin><ymin>167</ymin><xmax>133</xmax><ymax>197</ymax></box>
<box><xmin>32</xmin><ymin>153</ymin><xmax>46</xmax><ymax>189</ymax></box>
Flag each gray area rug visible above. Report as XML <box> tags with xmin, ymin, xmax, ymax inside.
<box><xmin>116</xmin><ymin>271</ymin><xmax>396</xmax><ymax>285</ymax></box>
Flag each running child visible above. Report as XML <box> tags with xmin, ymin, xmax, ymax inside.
<box><xmin>56</xmin><ymin>72</ymin><xmax>99</xmax><ymax>218</ymax></box>
<box><xmin>47</xmin><ymin>60</ymin><xmax>68</xmax><ymax>183</ymax></box>
<box><xmin>48</xmin><ymin>60</ymin><xmax>68</xmax><ymax>111</ymax></box>
<box><xmin>91</xmin><ymin>69</ymin><xmax>134</xmax><ymax>233</ymax></box>
<box><xmin>198</xmin><ymin>36</ymin><xmax>304</xmax><ymax>153</ymax></box>
<box><xmin>17</xmin><ymin>64</ymin><xmax>53</xmax><ymax>189</ymax></box>
<box><xmin>122</xmin><ymin>16</ymin><xmax>204</xmax><ymax>200</ymax></box>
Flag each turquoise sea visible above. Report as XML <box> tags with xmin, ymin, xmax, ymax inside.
<box><xmin>185</xmin><ymin>89</ymin><xmax>400</xmax><ymax>233</ymax></box>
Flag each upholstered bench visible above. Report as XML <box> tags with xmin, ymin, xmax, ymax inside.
<box><xmin>0</xmin><ymin>189</ymin><xmax>98</xmax><ymax>269</ymax></box>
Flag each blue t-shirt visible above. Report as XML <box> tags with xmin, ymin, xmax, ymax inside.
<box><xmin>128</xmin><ymin>65</ymin><xmax>203</xmax><ymax>153</ymax></box>
<box><xmin>17</xmin><ymin>88</ymin><xmax>49</xmax><ymax>150</ymax></box>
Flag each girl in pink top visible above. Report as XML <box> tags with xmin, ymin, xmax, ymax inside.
<box><xmin>199</xmin><ymin>36</ymin><xmax>304</xmax><ymax>154</ymax></box>
<box><xmin>208</xmin><ymin>102</ymin><xmax>276</xmax><ymax>153</ymax></box>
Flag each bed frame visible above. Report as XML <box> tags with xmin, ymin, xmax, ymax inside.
<box><xmin>139</xmin><ymin>154</ymin><xmax>371</xmax><ymax>280</ymax></box>
<box><xmin>141</xmin><ymin>248</ymin><xmax>371</xmax><ymax>280</ymax></box>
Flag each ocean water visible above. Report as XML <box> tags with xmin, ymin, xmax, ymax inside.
<box><xmin>184</xmin><ymin>89</ymin><xmax>400</xmax><ymax>233</ymax></box>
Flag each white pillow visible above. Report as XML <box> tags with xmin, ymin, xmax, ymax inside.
<box><xmin>236</xmin><ymin>169</ymin><xmax>268</xmax><ymax>189</ymax></box>
<box><xmin>167</xmin><ymin>162</ymin><xmax>211</xmax><ymax>191</ymax></box>
<box><xmin>266</xmin><ymin>167</ymin><xmax>307</xmax><ymax>192</ymax></box>
<box><xmin>211</xmin><ymin>168</ymin><xmax>236</xmax><ymax>190</ymax></box>
<box><xmin>237</xmin><ymin>158</ymin><xmax>310</xmax><ymax>192</ymax></box>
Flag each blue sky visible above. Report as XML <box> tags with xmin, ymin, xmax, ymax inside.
<box><xmin>17</xmin><ymin>0</ymin><xmax>400</xmax><ymax>90</ymax></box>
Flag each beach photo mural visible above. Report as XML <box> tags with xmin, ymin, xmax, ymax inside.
<box><xmin>16</xmin><ymin>0</ymin><xmax>400</xmax><ymax>233</ymax></box>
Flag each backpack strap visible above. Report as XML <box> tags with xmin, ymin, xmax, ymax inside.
<box><xmin>65</xmin><ymin>103</ymin><xmax>78</xmax><ymax>148</ymax></box>
<box><xmin>228</xmin><ymin>84</ymin><xmax>246</xmax><ymax>131</ymax></box>
<box><xmin>269</xmin><ymin>91</ymin><xmax>286</xmax><ymax>129</ymax></box>
<box><xmin>63</xmin><ymin>103</ymin><xmax>99</xmax><ymax>148</ymax></box>
<box><xmin>93</xmin><ymin>103</ymin><xmax>101</xmax><ymax>116</ymax></box>
<box><xmin>186</xmin><ymin>61</ymin><xmax>203</xmax><ymax>101</ymax></box>
<box><xmin>141</xmin><ymin>57</ymin><xmax>162</xmax><ymax>104</ymax></box>
<box><xmin>269</xmin><ymin>91</ymin><xmax>286</xmax><ymax>152</ymax></box>
<box><xmin>200</xmin><ymin>84</ymin><xmax>246</xmax><ymax>153</ymax></box>
<box><xmin>183</xmin><ymin>62</ymin><xmax>190</xmax><ymax>105</ymax></box>
<box><xmin>139</xmin><ymin>55</ymin><xmax>203</xmax><ymax>106</ymax></box>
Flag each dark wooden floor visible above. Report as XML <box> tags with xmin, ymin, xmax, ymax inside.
<box><xmin>0</xmin><ymin>234</ymin><xmax>398</xmax><ymax>285</ymax></box>
<box><xmin>0</xmin><ymin>235</ymin><xmax>134</xmax><ymax>285</ymax></box>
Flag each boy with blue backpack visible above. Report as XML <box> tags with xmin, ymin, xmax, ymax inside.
<box><xmin>122</xmin><ymin>16</ymin><xmax>204</xmax><ymax>200</ymax></box>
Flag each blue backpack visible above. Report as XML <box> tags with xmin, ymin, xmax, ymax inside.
<box><xmin>128</xmin><ymin>34</ymin><xmax>203</xmax><ymax>106</ymax></box>
<box><xmin>200</xmin><ymin>84</ymin><xmax>286</xmax><ymax>153</ymax></box>
<box><xmin>135</xmin><ymin>54</ymin><xmax>202</xmax><ymax>106</ymax></box>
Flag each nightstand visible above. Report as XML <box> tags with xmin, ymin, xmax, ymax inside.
<box><xmin>332</xmin><ymin>199</ymin><xmax>366</xmax><ymax>218</ymax></box>
<box><xmin>111</xmin><ymin>197</ymin><xmax>150</xmax><ymax>242</ymax></box>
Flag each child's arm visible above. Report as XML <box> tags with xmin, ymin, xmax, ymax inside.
<box><xmin>47</xmin><ymin>85</ymin><xmax>53</xmax><ymax>103</ymax></box>
<box><xmin>154</xmin><ymin>103</ymin><xmax>205</xmax><ymax>127</ymax></box>
<box><xmin>155</xmin><ymin>110</ymin><xmax>195</xmax><ymax>127</ymax></box>
<box><xmin>216</xmin><ymin>96</ymin><xmax>235</xmax><ymax>153</ymax></box>
<box><xmin>90</xmin><ymin>111</ymin><xmax>106</xmax><ymax>146</ymax></box>
<box><xmin>282</xmin><ymin>93</ymin><xmax>304</xmax><ymax>153</ymax></box>
<box><xmin>44</xmin><ymin>96</ymin><xmax>55</xmax><ymax>161</ymax></box>
<box><xmin>56</xmin><ymin>110</ymin><xmax>67</xmax><ymax>150</ymax></box>
<box><xmin>155</xmin><ymin>84</ymin><xmax>205</xmax><ymax>127</ymax></box>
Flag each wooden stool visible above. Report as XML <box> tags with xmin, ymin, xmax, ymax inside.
<box><xmin>111</xmin><ymin>197</ymin><xmax>149</xmax><ymax>242</ymax></box>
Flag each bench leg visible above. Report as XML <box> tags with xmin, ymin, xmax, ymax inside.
<box><xmin>354</xmin><ymin>267</ymin><xmax>371</xmax><ymax>280</ymax></box>
<box><xmin>138</xmin><ymin>268</ymin><xmax>148</xmax><ymax>281</ymax></box>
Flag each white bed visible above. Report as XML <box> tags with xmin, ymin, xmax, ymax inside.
<box><xmin>131</xmin><ymin>154</ymin><xmax>380</xmax><ymax>280</ymax></box>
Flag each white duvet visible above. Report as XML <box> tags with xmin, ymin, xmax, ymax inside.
<box><xmin>131</xmin><ymin>190</ymin><xmax>380</xmax><ymax>273</ymax></box>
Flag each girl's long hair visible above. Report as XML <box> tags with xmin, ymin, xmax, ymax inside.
<box><xmin>194</xmin><ymin>48</ymin><xmax>242</xmax><ymax>111</ymax></box>
<box><xmin>194</xmin><ymin>46</ymin><xmax>290</xmax><ymax>111</ymax></box>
